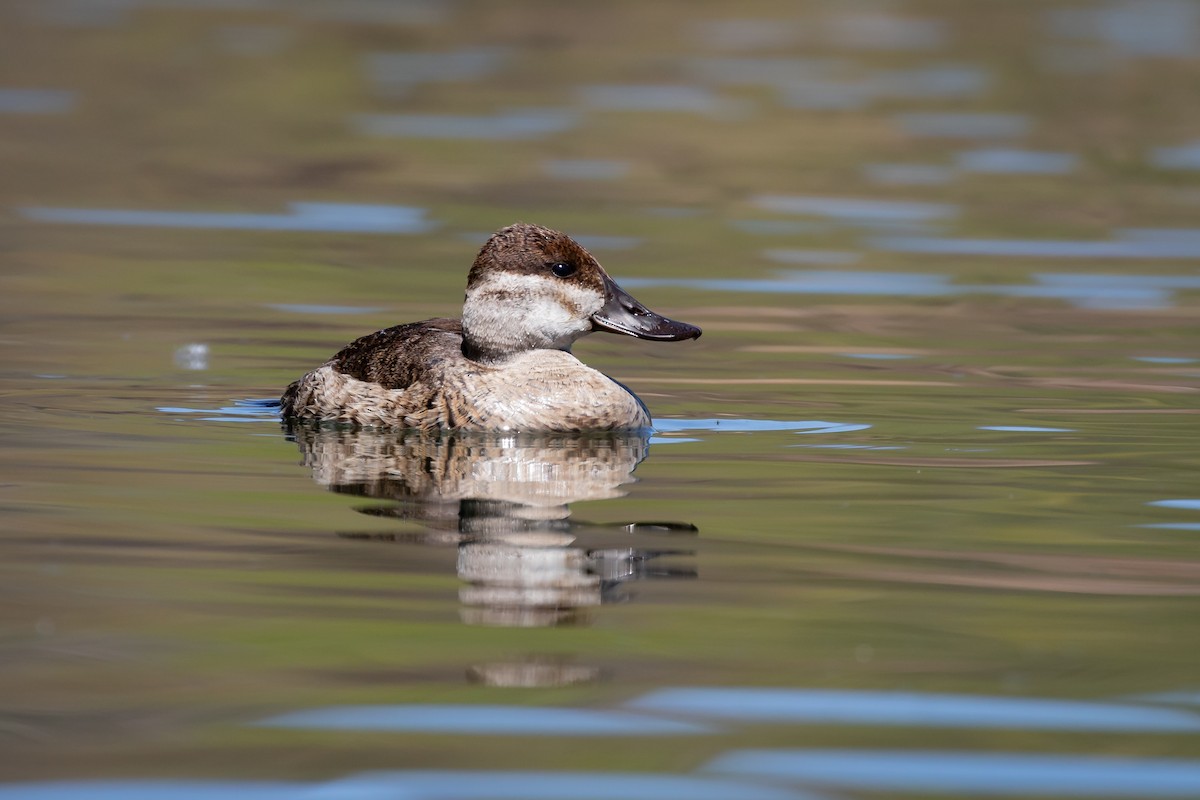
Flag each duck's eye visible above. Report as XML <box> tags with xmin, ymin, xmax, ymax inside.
<box><xmin>550</xmin><ymin>262</ymin><xmax>577</xmax><ymax>278</ymax></box>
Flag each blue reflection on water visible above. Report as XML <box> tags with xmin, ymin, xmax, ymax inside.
<box><xmin>0</xmin><ymin>88</ymin><xmax>76</xmax><ymax>114</ymax></box>
<box><xmin>627</xmin><ymin>688</ymin><xmax>1200</xmax><ymax>731</ymax></box>
<box><xmin>158</xmin><ymin>400</ymin><xmax>279</xmax><ymax>423</ymax></box>
<box><xmin>1047</xmin><ymin>0</ymin><xmax>1200</xmax><ymax>58</ymax></box>
<box><xmin>653</xmin><ymin>419</ymin><xmax>870</xmax><ymax>434</ymax></box>
<box><xmin>354</xmin><ymin>109</ymin><xmax>578</xmax><ymax>140</ymax></box>
<box><xmin>621</xmin><ymin>269</ymin><xmax>1198</xmax><ymax>309</ymax></box>
<box><xmin>683</xmin><ymin>56</ymin><xmax>847</xmax><ymax>87</ymax></box>
<box><xmin>0</xmin><ymin>773</ymin><xmax>825</xmax><ymax>800</ymax></box>
<box><xmin>782</xmin><ymin>65</ymin><xmax>988</xmax><ymax>110</ymax></box>
<box><xmin>578</xmin><ymin>85</ymin><xmax>729</xmax><ymax>115</ymax></box>
<box><xmin>768</xmin><ymin>250</ymin><xmax>864</xmax><ymax>266</ymax></box>
<box><xmin>840</xmin><ymin>353</ymin><xmax>915</xmax><ymax>360</ymax></box>
<box><xmin>754</xmin><ymin>194</ymin><xmax>956</xmax><ymax>222</ymax></box>
<box><xmin>1153</xmin><ymin>139</ymin><xmax>1200</xmax><ymax>169</ymax></box>
<box><xmin>542</xmin><ymin>159</ymin><xmax>631</xmax><ymax>181</ymax></box>
<box><xmin>22</xmin><ymin>202</ymin><xmax>436</xmax><ymax>234</ymax></box>
<box><xmin>872</xmin><ymin>233</ymin><xmax>1200</xmax><ymax>259</ymax></box>
<box><xmin>979</xmin><ymin>426</ymin><xmax>1075</xmax><ymax>433</ymax></box>
<box><xmin>1134</xmin><ymin>356</ymin><xmax>1199</xmax><ymax>364</ymax></box>
<box><xmin>621</xmin><ymin>272</ymin><xmax>953</xmax><ymax>297</ymax></box>
<box><xmin>1140</xmin><ymin>523</ymin><xmax>1200</xmax><ymax>530</ymax></box>
<box><xmin>763</xmin><ymin>249</ymin><xmax>861</xmax><ymax>265</ymax></box>
<box><xmin>256</xmin><ymin>705</ymin><xmax>714</xmax><ymax>735</ymax></box>
<box><xmin>876</xmin><ymin>64</ymin><xmax>989</xmax><ymax>98</ymax></box>
<box><xmin>0</xmin><ymin>781</ymin><xmax>312</xmax><ymax>800</ymax></box>
<box><xmin>863</xmin><ymin>163</ymin><xmax>957</xmax><ymax>185</ymax></box>
<box><xmin>1135</xmin><ymin>691</ymin><xmax>1200</xmax><ymax>706</ymax></box>
<box><xmin>1149</xmin><ymin>499</ymin><xmax>1200</xmax><ymax>510</ymax></box>
<box><xmin>331</xmin><ymin>770</ymin><xmax>824</xmax><ymax>800</ymax></box>
<box><xmin>363</xmin><ymin>47</ymin><xmax>509</xmax><ymax>96</ymax></box>
<box><xmin>956</xmin><ymin>148</ymin><xmax>1078</xmax><ymax>174</ymax></box>
<box><xmin>826</xmin><ymin>12</ymin><xmax>946</xmax><ymax>51</ymax></box>
<box><xmin>706</xmin><ymin>749</ymin><xmax>1200</xmax><ymax>797</ymax></box>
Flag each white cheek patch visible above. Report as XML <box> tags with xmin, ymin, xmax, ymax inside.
<box><xmin>465</xmin><ymin>272</ymin><xmax>604</xmax><ymax>352</ymax></box>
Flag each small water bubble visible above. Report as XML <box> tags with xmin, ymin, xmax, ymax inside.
<box><xmin>175</xmin><ymin>343</ymin><xmax>209</xmax><ymax>371</ymax></box>
<box><xmin>854</xmin><ymin>644</ymin><xmax>874</xmax><ymax>663</ymax></box>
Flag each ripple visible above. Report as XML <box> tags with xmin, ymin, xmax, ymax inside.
<box><xmin>0</xmin><ymin>88</ymin><xmax>76</xmax><ymax>114</ymax></box>
<box><xmin>158</xmin><ymin>400</ymin><xmax>279</xmax><ymax>423</ymax></box>
<box><xmin>22</xmin><ymin>202</ymin><xmax>436</xmax><ymax>234</ymax></box>
<box><xmin>753</xmin><ymin>194</ymin><xmax>956</xmax><ymax>222</ymax></box>
<box><xmin>1153</xmin><ymin>139</ymin><xmax>1200</xmax><ymax>170</ymax></box>
<box><xmin>0</xmin><ymin>781</ymin><xmax>310</xmax><ymax>800</ymax></box>
<box><xmin>1047</xmin><ymin>1</ymin><xmax>1200</xmax><ymax>58</ymax></box>
<box><xmin>653</xmin><ymin>419</ymin><xmax>870</xmax><ymax>434</ymax></box>
<box><xmin>863</xmin><ymin>163</ymin><xmax>957</xmax><ymax>186</ymax></box>
<box><xmin>542</xmin><ymin>159</ymin><xmax>631</xmax><ymax>181</ymax></box>
<box><xmin>629</xmin><ymin>687</ymin><xmax>1200</xmax><ymax>732</ymax></box>
<box><xmin>621</xmin><ymin>271</ymin><xmax>953</xmax><ymax>297</ymax></box>
<box><xmin>840</xmin><ymin>353</ymin><xmax>916</xmax><ymax>360</ymax></box>
<box><xmin>0</xmin><ymin>773</ymin><xmax>823</xmax><ymax>800</ymax></box>
<box><xmin>956</xmin><ymin>148</ymin><xmax>1078</xmax><ymax>174</ymax></box>
<box><xmin>620</xmin><ymin>269</ymin><xmax>1200</xmax><ymax>309</ymax></box>
<box><xmin>683</xmin><ymin>56</ymin><xmax>847</xmax><ymax>88</ymax></box>
<box><xmin>872</xmin><ymin>234</ymin><xmax>1200</xmax><ymax>259</ymax></box>
<box><xmin>706</xmin><ymin>749</ymin><xmax>1200</xmax><ymax>797</ymax></box>
<box><xmin>256</xmin><ymin>704</ymin><xmax>713</xmax><ymax>735</ymax></box>
<box><xmin>826</xmin><ymin>12</ymin><xmax>947</xmax><ymax>51</ymax></box>
<box><xmin>1149</xmin><ymin>499</ymin><xmax>1200</xmax><ymax>510</ymax></box>
<box><xmin>578</xmin><ymin>85</ymin><xmax>731</xmax><ymax>115</ymax></box>
<box><xmin>979</xmin><ymin>426</ymin><xmax>1076</xmax><ymax>433</ymax></box>
<box><xmin>353</xmin><ymin>109</ymin><xmax>578</xmax><ymax>140</ymax></box>
<box><xmin>894</xmin><ymin>112</ymin><xmax>1031</xmax><ymax>139</ymax></box>
<box><xmin>1133</xmin><ymin>357</ymin><xmax>1198</xmax><ymax>364</ymax></box>
<box><xmin>363</xmin><ymin>47</ymin><xmax>509</xmax><ymax>96</ymax></box>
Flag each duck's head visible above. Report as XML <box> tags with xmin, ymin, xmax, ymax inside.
<box><xmin>461</xmin><ymin>223</ymin><xmax>701</xmax><ymax>362</ymax></box>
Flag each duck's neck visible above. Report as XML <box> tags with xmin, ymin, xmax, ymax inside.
<box><xmin>460</xmin><ymin>286</ymin><xmax>581</xmax><ymax>364</ymax></box>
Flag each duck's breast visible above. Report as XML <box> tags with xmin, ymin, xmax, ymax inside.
<box><xmin>447</xmin><ymin>350</ymin><xmax>651</xmax><ymax>432</ymax></box>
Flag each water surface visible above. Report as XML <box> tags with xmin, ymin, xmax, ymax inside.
<box><xmin>2</xmin><ymin>2</ymin><xmax>1199</xmax><ymax>799</ymax></box>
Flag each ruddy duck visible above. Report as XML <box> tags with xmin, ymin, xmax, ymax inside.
<box><xmin>280</xmin><ymin>223</ymin><xmax>701</xmax><ymax>430</ymax></box>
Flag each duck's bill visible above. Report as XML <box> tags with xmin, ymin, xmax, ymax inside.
<box><xmin>591</xmin><ymin>275</ymin><xmax>702</xmax><ymax>341</ymax></box>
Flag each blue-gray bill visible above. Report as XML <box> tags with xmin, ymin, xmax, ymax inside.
<box><xmin>591</xmin><ymin>274</ymin><xmax>702</xmax><ymax>341</ymax></box>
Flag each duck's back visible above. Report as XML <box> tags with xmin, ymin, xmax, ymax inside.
<box><xmin>280</xmin><ymin>318</ymin><xmax>464</xmax><ymax>427</ymax></box>
<box><xmin>330</xmin><ymin>317</ymin><xmax>463</xmax><ymax>390</ymax></box>
<box><xmin>281</xmin><ymin>317</ymin><xmax>651</xmax><ymax>431</ymax></box>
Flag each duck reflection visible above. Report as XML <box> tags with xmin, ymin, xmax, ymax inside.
<box><xmin>286</xmin><ymin>426</ymin><xmax>696</xmax><ymax>629</ymax></box>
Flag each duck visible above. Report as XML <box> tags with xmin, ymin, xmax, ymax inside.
<box><xmin>280</xmin><ymin>222</ymin><xmax>701</xmax><ymax>431</ymax></box>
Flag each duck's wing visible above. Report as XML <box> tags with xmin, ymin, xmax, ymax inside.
<box><xmin>330</xmin><ymin>317</ymin><xmax>464</xmax><ymax>390</ymax></box>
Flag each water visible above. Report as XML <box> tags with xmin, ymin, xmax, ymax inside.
<box><xmin>2</xmin><ymin>2</ymin><xmax>1200</xmax><ymax>799</ymax></box>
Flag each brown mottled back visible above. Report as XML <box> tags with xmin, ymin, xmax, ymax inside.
<box><xmin>332</xmin><ymin>318</ymin><xmax>463</xmax><ymax>389</ymax></box>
